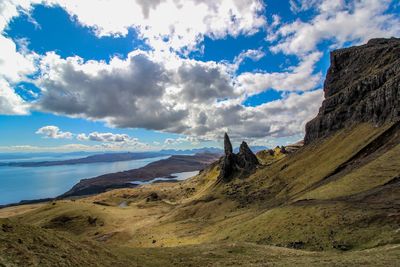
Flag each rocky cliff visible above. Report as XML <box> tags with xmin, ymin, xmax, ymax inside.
<box><xmin>218</xmin><ymin>133</ymin><xmax>259</xmax><ymax>182</ymax></box>
<box><xmin>305</xmin><ymin>38</ymin><xmax>400</xmax><ymax>144</ymax></box>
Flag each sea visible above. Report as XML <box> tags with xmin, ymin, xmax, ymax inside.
<box><xmin>0</xmin><ymin>155</ymin><xmax>169</xmax><ymax>205</ymax></box>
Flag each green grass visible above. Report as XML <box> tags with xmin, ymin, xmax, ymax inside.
<box><xmin>1</xmin><ymin>216</ymin><xmax>400</xmax><ymax>267</ymax></box>
<box><xmin>299</xmin><ymin>143</ymin><xmax>400</xmax><ymax>200</ymax></box>
<box><xmin>1</xmin><ymin>218</ymin><xmax>399</xmax><ymax>267</ymax></box>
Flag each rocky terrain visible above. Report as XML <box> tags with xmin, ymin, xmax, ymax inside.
<box><xmin>305</xmin><ymin>38</ymin><xmax>400</xmax><ymax>143</ymax></box>
<box><xmin>0</xmin><ymin>38</ymin><xmax>399</xmax><ymax>266</ymax></box>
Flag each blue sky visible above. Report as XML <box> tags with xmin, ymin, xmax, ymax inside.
<box><xmin>0</xmin><ymin>0</ymin><xmax>399</xmax><ymax>152</ymax></box>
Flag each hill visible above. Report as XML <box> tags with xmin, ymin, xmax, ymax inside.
<box><xmin>0</xmin><ymin>38</ymin><xmax>399</xmax><ymax>266</ymax></box>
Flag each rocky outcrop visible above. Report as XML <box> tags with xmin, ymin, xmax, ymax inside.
<box><xmin>305</xmin><ymin>38</ymin><xmax>400</xmax><ymax>144</ymax></box>
<box><xmin>284</xmin><ymin>141</ymin><xmax>304</xmax><ymax>154</ymax></box>
<box><xmin>218</xmin><ymin>133</ymin><xmax>259</xmax><ymax>182</ymax></box>
<box><xmin>224</xmin><ymin>132</ymin><xmax>233</xmax><ymax>155</ymax></box>
<box><xmin>236</xmin><ymin>141</ymin><xmax>260</xmax><ymax>169</ymax></box>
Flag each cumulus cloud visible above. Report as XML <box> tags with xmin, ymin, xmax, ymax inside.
<box><xmin>31</xmin><ymin>42</ymin><xmax>328</xmax><ymax>140</ymax></box>
<box><xmin>0</xmin><ymin>35</ymin><xmax>36</xmax><ymax>83</ymax></box>
<box><xmin>36</xmin><ymin>125</ymin><xmax>73</xmax><ymax>139</ymax></box>
<box><xmin>233</xmin><ymin>48</ymin><xmax>266</xmax><ymax>69</ymax></box>
<box><xmin>33</xmin><ymin>126</ymin><xmax>152</xmax><ymax>150</ymax></box>
<box><xmin>33</xmin><ymin>48</ymin><xmax>324</xmax><ymax>140</ymax></box>
<box><xmin>269</xmin><ymin>0</ymin><xmax>400</xmax><ymax>55</ymax></box>
<box><xmin>0</xmin><ymin>79</ymin><xmax>29</xmax><ymax>114</ymax></box>
<box><xmin>2</xmin><ymin>0</ymin><xmax>266</xmax><ymax>53</ymax></box>
<box><xmin>289</xmin><ymin>0</ymin><xmax>321</xmax><ymax>13</ymax></box>
<box><xmin>188</xmin><ymin>90</ymin><xmax>324</xmax><ymax>141</ymax></box>
<box><xmin>235</xmin><ymin>52</ymin><xmax>322</xmax><ymax>95</ymax></box>
<box><xmin>41</xmin><ymin>0</ymin><xmax>266</xmax><ymax>53</ymax></box>
<box><xmin>0</xmin><ymin>1</ymin><xmax>39</xmax><ymax>115</ymax></box>
<box><xmin>76</xmin><ymin>131</ymin><xmax>151</xmax><ymax>150</ymax></box>
<box><xmin>164</xmin><ymin>136</ymin><xmax>200</xmax><ymax>145</ymax></box>
<box><xmin>77</xmin><ymin>132</ymin><xmax>134</xmax><ymax>143</ymax></box>
<box><xmin>174</xmin><ymin>60</ymin><xmax>236</xmax><ymax>104</ymax></box>
<box><xmin>36</xmin><ymin>51</ymin><xmax>188</xmax><ymax>130</ymax></box>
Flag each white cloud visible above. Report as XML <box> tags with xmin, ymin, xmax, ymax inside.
<box><xmin>235</xmin><ymin>52</ymin><xmax>322</xmax><ymax>95</ymax></box>
<box><xmin>289</xmin><ymin>0</ymin><xmax>321</xmax><ymax>13</ymax></box>
<box><xmin>232</xmin><ymin>48</ymin><xmax>266</xmax><ymax>70</ymax></box>
<box><xmin>269</xmin><ymin>0</ymin><xmax>400</xmax><ymax>55</ymax></box>
<box><xmin>0</xmin><ymin>0</ymin><xmax>39</xmax><ymax>115</ymax></box>
<box><xmin>164</xmin><ymin>136</ymin><xmax>200</xmax><ymax>145</ymax></box>
<box><xmin>40</xmin><ymin>0</ymin><xmax>266</xmax><ymax>53</ymax></box>
<box><xmin>0</xmin><ymin>79</ymin><xmax>29</xmax><ymax>114</ymax></box>
<box><xmin>75</xmin><ymin>131</ymin><xmax>151</xmax><ymax>151</ymax></box>
<box><xmin>31</xmin><ymin>126</ymin><xmax>153</xmax><ymax>151</ymax></box>
<box><xmin>190</xmin><ymin>89</ymin><xmax>324</xmax><ymax>141</ymax></box>
<box><xmin>77</xmin><ymin>132</ymin><xmax>134</xmax><ymax>143</ymax></box>
<box><xmin>0</xmin><ymin>35</ymin><xmax>36</xmax><ymax>83</ymax></box>
<box><xmin>36</xmin><ymin>125</ymin><xmax>73</xmax><ymax>139</ymax></box>
<box><xmin>33</xmin><ymin>48</ymin><xmax>325</xmax><ymax>140</ymax></box>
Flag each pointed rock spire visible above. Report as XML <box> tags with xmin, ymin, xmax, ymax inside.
<box><xmin>218</xmin><ymin>134</ymin><xmax>259</xmax><ymax>183</ymax></box>
<box><xmin>224</xmin><ymin>132</ymin><xmax>233</xmax><ymax>155</ymax></box>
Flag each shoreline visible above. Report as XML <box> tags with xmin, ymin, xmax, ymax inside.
<box><xmin>0</xmin><ymin>154</ymin><xmax>219</xmax><ymax>209</ymax></box>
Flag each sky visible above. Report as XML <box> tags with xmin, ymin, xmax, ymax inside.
<box><xmin>0</xmin><ymin>0</ymin><xmax>399</xmax><ymax>152</ymax></box>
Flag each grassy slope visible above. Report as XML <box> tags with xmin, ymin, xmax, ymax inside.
<box><xmin>1</xmin><ymin>217</ymin><xmax>399</xmax><ymax>266</ymax></box>
<box><xmin>0</xmin><ymin>218</ymin><xmax>132</xmax><ymax>267</ymax></box>
<box><xmin>0</xmin><ymin>123</ymin><xmax>399</xmax><ymax>266</ymax></box>
<box><xmin>299</xmin><ymin>142</ymin><xmax>400</xmax><ymax>200</ymax></box>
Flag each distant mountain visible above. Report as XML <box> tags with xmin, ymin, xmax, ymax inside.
<box><xmin>0</xmin><ymin>146</ymin><xmax>268</xmax><ymax>168</ymax></box>
<box><xmin>0</xmin><ymin>151</ymin><xmax>96</xmax><ymax>161</ymax></box>
<box><xmin>159</xmin><ymin>147</ymin><xmax>224</xmax><ymax>155</ymax></box>
<box><xmin>233</xmin><ymin>145</ymin><xmax>267</xmax><ymax>153</ymax></box>
<box><xmin>160</xmin><ymin>146</ymin><xmax>267</xmax><ymax>155</ymax></box>
<box><xmin>1</xmin><ymin>152</ymin><xmax>165</xmax><ymax>167</ymax></box>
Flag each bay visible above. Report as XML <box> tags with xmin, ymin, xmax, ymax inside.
<box><xmin>0</xmin><ymin>155</ymin><xmax>169</xmax><ymax>205</ymax></box>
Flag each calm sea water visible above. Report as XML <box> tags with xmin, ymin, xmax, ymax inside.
<box><xmin>131</xmin><ymin>171</ymin><xmax>199</xmax><ymax>185</ymax></box>
<box><xmin>0</xmin><ymin>156</ymin><xmax>169</xmax><ymax>205</ymax></box>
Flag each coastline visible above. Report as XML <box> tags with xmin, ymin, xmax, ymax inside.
<box><xmin>0</xmin><ymin>153</ymin><xmax>220</xmax><ymax>209</ymax></box>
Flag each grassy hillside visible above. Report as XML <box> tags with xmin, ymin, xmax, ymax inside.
<box><xmin>1</xmin><ymin>216</ymin><xmax>399</xmax><ymax>266</ymax></box>
<box><xmin>0</xmin><ymin>122</ymin><xmax>399</xmax><ymax>266</ymax></box>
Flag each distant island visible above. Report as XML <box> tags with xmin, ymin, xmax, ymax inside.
<box><xmin>0</xmin><ymin>152</ymin><xmax>165</xmax><ymax>167</ymax></box>
<box><xmin>60</xmin><ymin>153</ymin><xmax>221</xmax><ymax>198</ymax></box>
<box><xmin>0</xmin><ymin>146</ymin><xmax>267</xmax><ymax>167</ymax></box>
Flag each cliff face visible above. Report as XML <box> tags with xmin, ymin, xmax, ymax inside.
<box><xmin>305</xmin><ymin>38</ymin><xmax>400</xmax><ymax>144</ymax></box>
